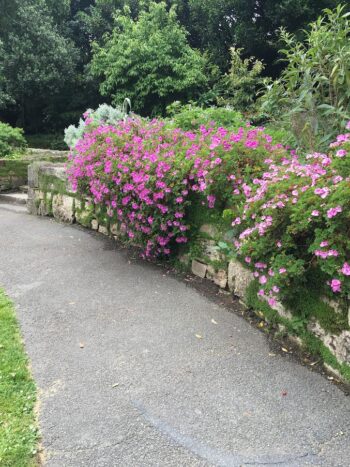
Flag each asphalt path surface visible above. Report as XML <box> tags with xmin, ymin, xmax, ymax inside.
<box><xmin>0</xmin><ymin>199</ymin><xmax>350</xmax><ymax>466</ymax></box>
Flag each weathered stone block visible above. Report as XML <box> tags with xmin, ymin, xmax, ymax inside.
<box><xmin>37</xmin><ymin>192</ymin><xmax>52</xmax><ymax>217</ymax></box>
<box><xmin>98</xmin><ymin>225</ymin><xmax>109</xmax><ymax>236</ymax></box>
<box><xmin>28</xmin><ymin>162</ymin><xmax>50</xmax><ymax>188</ymax></box>
<box><xmin>228</xmin><ymin>260</ymin><xmax>253</xmax><ymax>298</ymax></box>
<box><xmin>110</xmin><ymin>223</ymin><xmax>120</xmax><ymax>236</ymax></box>
<box><xmin>206</xmin><ymin>266</ymin><xmax>228</xmax><ymax>289</ymax></box>
<box><xmin>192</xmin><ymin>260</ymin><xmax>207</xmax><ymax>279</ymax></box>
<box><xmin>52</xmin><ymin>194</ymin><xmax>74</xmax><ymax>224</ymax></box>
<box><xmin>204</xmin><ymin>241</ymin><xmax>221</xmax><ymax>262</ymax></box>
<box><xmin>260</xmin><ymin>296</ymin><xmax>293</xmax><ymax>321</ymax></box>
<box><xmin>75</xmin><ymin>201</ymin><xmax>94</xmax><ymax>227</ymax></box>
<box><xmin>308</xmin><ymin>319</ymin><xmax>350</xmax><ymax>365</ymax></box>
<box><xmin>91</xmin><ymin>219</ymin><xmax>99</xmax><ymax>230</ymax></box>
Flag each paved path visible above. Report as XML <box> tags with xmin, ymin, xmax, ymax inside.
<box><xmin>1</xmin><ymin>199</ymin><xmax>350</xmax><ymax>467</ymax></box>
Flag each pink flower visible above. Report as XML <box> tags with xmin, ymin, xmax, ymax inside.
<box><xmin>207</xmin><ymin>194</ymin><xmax>216</xmax><ymax>208</ymax></box>
<box><xmin>328</xmin><ymin>249</ymin><xmax>339</xmax><ymax>257</ymax></box>
<box><xmin>326</xmin><ymin>206</ymin><xmax>342</xmax><ymax>219</ymax></box>
<box><xmin>268</xmin><ymin>297</ymin><xmax>277</xmax><ymax>307</ymax></box>
<box><xmin>255</xmin><ymin>262</ymin><xmax>267</xmax><ymax>270</ymax></box>
<box><xmin>330</xmin><ymin>279</ymin><xmax>341</xmax><ymax>293</ymax></box>
<box><xmin>314</xmin><ymin>187</ymin><xmax>330</xmax><ymax>199</ymax></box>
<box><xmin>258</xmin><ymin>289</ymin><xmax>265</xmax><ymax>296</ymax></box>
<box><xmin>341</xmin><ymin>262</ymin><xmax>350</xmax><ymax>276</ymax></box>
<box><xmin>311</xmin><ymin>210</ymin><xmax>319</xmax><ymax>217</ymax></box>
<box><xmin>245</xmin><ymin>256</ymin><xmax>251</xmax><ymax>264</ymax></box>
<box><xmin>336</xmin><ymin>149</ymin><xmax>347</xmax><ymax>157</ymax></box>
<box><xmin>259</xmin><ymin>275</ymin><xmax>267</xmax><ymax>284</ymax></box>
<box><xmin>320</xmin><ymin>241</ymin><xmax>329</xmax><ymax>247</ymax></box>
<box><xmin>279</xmin><ymin>268</ymin><xmax>287</xmax><ymax>274</ymax></box>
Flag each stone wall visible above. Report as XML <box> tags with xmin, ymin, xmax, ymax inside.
<box><xmin>0</xmin><ymin>159</ymin><xmax>29</xmax><ymax>192</ymax></box>
<box><xmin>0</xmin><ymin>149</ymin><xmax>69</xmax><ymax>193</ymax></box>
<box><xmin>27</xmin><ymin>161</ymin><xmax>350</xmax><ymax>382</ymax></box>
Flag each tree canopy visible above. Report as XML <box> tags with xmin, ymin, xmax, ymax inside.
<box><xmin>0</xmin><ymin>0</ymin><xmax>348</xmax><ymax>132</ymax></box>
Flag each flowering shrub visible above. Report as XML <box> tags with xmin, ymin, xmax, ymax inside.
<box><xmin>67</xmin><ymin>117</ymin><xmax>287</xmax><ymax>257</ymax></box>
<box><xmin>233</xmin><ymin>121</ymin><xmax>350</xmax><ymax>303</ymax></box>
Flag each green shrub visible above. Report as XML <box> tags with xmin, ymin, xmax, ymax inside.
<box><xmin>0</xmin><ymin>122</ymin><xmax>27</xmax><ymax>157</ymax></box>
<box><xmin>259</xmin><ymin>5</ymin><xmax>350</xmax><ymax>151</ymax></box>
<box><xmin>218</xmin><ymin>47</ymin><xmax>265</xmax><ymax>113</ymax></box>
<box><xmin>165</xmin><ymin>102</ymin><xmax>244</xmax><ymax>131</ymax></box>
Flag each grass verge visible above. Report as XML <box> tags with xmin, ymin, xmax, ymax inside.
<box><xmin>0</xmin><ymin>289</ymin><xmax>38</xmax><ymax>466</ymax></box>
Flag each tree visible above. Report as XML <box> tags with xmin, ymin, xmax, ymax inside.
<box><xmin>259</xmin><ymin>5</ymin><xmax>350</xmax><ymax>149</ymax></box>
<box><xmin>188</xmin><ymin>0</ymin><xmax>344</xmax><ymax>72</ymax></box>
<box><xmin>0</xmin><ymin>1</ymin><xmax>78</xmax><ymax>129</ymax></box>
<box><xmin>91</xmin><ymin>2</ymin><xmax>209</xmax><ymax>114</ymax></box>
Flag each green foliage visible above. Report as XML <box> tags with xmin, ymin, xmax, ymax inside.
<box><xmin>259</xmin><ymin>5</ymin><xmax>350</xmax><ymax>150</ymax></box>
<box><xmin>0</xmin><ymin>289</ymin><xmax>38</xmax><ymax>466</ymax></box>
<box><xmin>165</xmin><ymin>102</ymin><xmax>244</xmax><ymax>131</ymax></box>
<box><xmin>188</xmin><ymin>0</ymin><xmax>340</xmax><ymax>70</ymax></box>
<box><xmin>285</xmin><ymin>283</ymin><xmax>349</xmax><ymax>335</ymax></box>
<box><xmin>218</xmin><ymin>47</ymin><xmax>265</xmax><ymax>112</ymax></box>
<box><xmin>26</xmin><ymin>133</ymin><xmax>67</xmax><ymax>150</ymax></box>
<box><xmin>0</xmin><ymin>122</ymin><xmax>27</xmax><ymax>157</ymax></box>
<box><xmin>91</xmin><ymin>2</ymin><xmax>209</xmax><ymax>114</ymax></box>
<box><xmin>246</xmin><ymin>281</ymin><xmax>350</xmax><ymax>382</ymax></box>
<box><xmin>0</xmin><ymin>0</ymin><xmax>78</xmax><ymax>128</ymax></box>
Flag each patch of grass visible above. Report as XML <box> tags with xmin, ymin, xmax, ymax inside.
<box><xmin>0</xmin><ymin>289</ymin><xmax>38</xmax><ymax>466</ymax></box>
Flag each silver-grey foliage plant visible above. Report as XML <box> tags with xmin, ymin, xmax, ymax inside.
<box><xmin>64</xmin><ymin>102</ymin><xmax>130</xmax><ymax>149</ymax></box>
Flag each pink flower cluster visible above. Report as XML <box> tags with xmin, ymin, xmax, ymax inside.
<box><xmin>67</xmin><ymin>118</ymin><xmax>284</xmax><ymax>258</ymax></box>
<box><xmin>233</xmin><ymin>123</ymin><xmax>350</xmax><ymax>299</ymax></box>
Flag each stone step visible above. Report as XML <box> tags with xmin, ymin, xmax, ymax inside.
<box><xmin>0</xmin><ymin>192</ymin><xmax>28</xmax><ymax>205</ymax></box>
<box><xmin>19</xmin><ymin>185</ymin><xmax>29</xmax><ymax>193</ymax></box>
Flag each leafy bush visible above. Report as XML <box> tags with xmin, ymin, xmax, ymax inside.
<box><xmin>67</xmin><ymin>117</ymin><xmax>288</xmax><ymax>257</ymax></box>
<box><xmin>64</xmin><ymin>103</ymin><xmax>128</xmax><ymax>149</ymax></box>
<box><xmin>165</xmin><ymin>103</ymin><xmax>244</xmax><ymax>131</ymax></box>
<box><xmin>232</xmin><ymin>121</ymin><xmax>350</xmax><ymax>304</ymax></box>
<box><xmin>259</xmin><ymin>5</ymin><xmax>350</xmax><ymax>151</ymax></box>
<box><xmin>0</xmin><ymin>122</ymin><xmax>27</xmax><ymax>157</ymax></box>
<box><xmin>218</xmin><ymin>47</ymin><xmax>265</xmax><ymax>113</ymax></box>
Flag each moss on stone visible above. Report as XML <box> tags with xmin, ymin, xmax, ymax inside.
<box><xmin>245</xmin><ymin>280</ymin><xmax>350</xmax><ymax>382</ymax></box>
